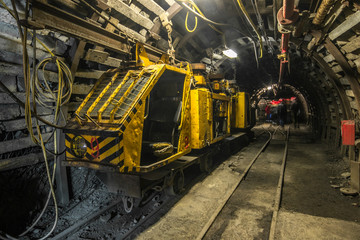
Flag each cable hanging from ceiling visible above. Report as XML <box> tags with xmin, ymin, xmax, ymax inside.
<box><xmin>0</xmin><ymin>0</ymin><xmax>75</xmax><ymax>239</ymax></box>
<box><xmin>234</xmin><ymin>0</ymin><xmax>264</xmax><ymax>58</ymax></box>
<box><xmin>178</xmin><ymin>0</ymin><xmax>263</xmax><ymax>65</ymax></box>
<box><xmin>184</xmin><ymin>2</ymin><xmax>198</xmax><ymax>32</ymax></box>
<box><xmin>250</xmin><ymin>0</ymin><xmax>274</xmax><ymax>53</ymax></box>
<box><xmin>177</xmin><ymin>0</ymin><xmax>224</xmax><ymax>34</ymax></box>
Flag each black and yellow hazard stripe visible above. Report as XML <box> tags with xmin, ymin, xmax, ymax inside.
<box><xmin>65</xmin><ymin>133</ymin><xmax>125</xmax><ymax>169</ymax></box>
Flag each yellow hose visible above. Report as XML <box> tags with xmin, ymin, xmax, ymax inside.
<box><xmin>178</xmin><ymin>0</ymin><xmax>223</xmax><ymax>34</ymax></box>
<box><xmin>185</xmin><ymin>6</ymin><xmax>198</xmax><ymax>32</ymax></box>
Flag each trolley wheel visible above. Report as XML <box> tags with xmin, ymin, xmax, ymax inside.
<box><xmin>122</xmin><ymin>196</ymin><xmax>134</xmax><ymax>213</ymax></box>
<box><xmin>200</xmin><ymin>153</ymin><xmax>213</xmax><ymax>173</ymax></box>
<box><xmin>166</xmin><ymin>170</ymin><xmax>185</xmax><ymax>196</ymax></box>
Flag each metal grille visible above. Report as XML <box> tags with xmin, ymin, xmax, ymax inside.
<box><xmin>78</xmin><ymin>75</ymin><xmax>119</xmax><ymax>117</ymax></box>
<box><xmin>77</xmin><ymin>70</ymin><xmax>154</xmax><ymax>122</ymax></box>
<box><xmin>113</xmin><ymin>73</ymin><xmax>151</xmax><ymax>119</ymax></box>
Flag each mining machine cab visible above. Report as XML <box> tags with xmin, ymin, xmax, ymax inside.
<box><xmin>64</xmin><ymin>44</ymin><xmax>192</xmax><ymax>174</ymax></box>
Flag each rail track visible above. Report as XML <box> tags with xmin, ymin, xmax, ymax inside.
<box><xmin>47</xmin><ymin>127</ymin><xmax>288</xmax><ymax>239</ymax></box>
<box><xmin>55</xmin><ymin>165</ymin><xmax>210</xmax><ymax>239</ymax></box>
<box><xmin>191</xmin><ymin>128</ymin><xmax>289</xmax><ymax>240</ymax></box>
<box><xmin>196</xmin><ymin>126</ymin><xmax>289</xmax><ymax>239</ymax></box>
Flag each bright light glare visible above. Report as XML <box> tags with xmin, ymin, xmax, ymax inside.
<box><xmin>267</xmin><ymin>86</ymin><xmax>272</xmax><ymax>90</ymax></box>
<box><xmin>223</xmin><ymin>49</ymin><xmax>238</xmax><ymax>58</ymax></box>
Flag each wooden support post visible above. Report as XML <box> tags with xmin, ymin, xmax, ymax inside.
<box><xmin>349</xmin><ymin>145</ymin><xmax>355</xmax><ymax>161</ymax></box>
<box><xmin>340</xmin><ymin>145</ymin><xmax>346</xmax><ymax>156</ymax></box>
<box><xmin>335</xmin><ymin>126</ymin><xmax>341</xmax><ymax>148</ymax></box>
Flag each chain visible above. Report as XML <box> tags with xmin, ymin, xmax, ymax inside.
<box><xmin>160</xmin><ymin>13</ymin><xmax>176</xmax><ymax>65</ymax></box>
<box><xmin>166</xmin><ymin>25</ymin><xmax>176</xmax><ymax>65</ymax></box>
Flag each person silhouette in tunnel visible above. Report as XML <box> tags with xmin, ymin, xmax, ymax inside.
<box><xmin>278</xmin><ymin>100</ymin><xmax>287</xmax><ymax>127</ymax></box>
<box><xmin>291</xmin><ymin>98</ymin><xmax>300</xmax><ymax>128</ymax></box>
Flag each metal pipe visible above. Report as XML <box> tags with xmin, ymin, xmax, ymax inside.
<box><xmin>278</xmin><ymin>0</ymin><xmax>296</xmax><ymax>83</ymax></box>
<box><xmin>281</xmin><ymin>33</ymin><xmax>290</xmax><ymax>53</ymax></box>
<box><xmin>313</xmin><ymin>0</ymin><xmax>336</xmax><ymax>25</ymax></box>
<box><xmin>283</xmin><ymin>0</ymin><xmax>295</xmax><ymax>19</ymax></box>
<box><xmin>278</xmin><ymin>33</ymin><xmax>290</xmax><ymax>82</ymax></box>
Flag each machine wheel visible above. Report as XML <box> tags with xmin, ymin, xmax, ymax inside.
<box><xmin>122</xmin><ymin>196</ymin><xmax>134</xmax><ymax>213</ymax></box>
<box><xmin>166</xmin><ymin>170</ymin><xmax>185</xmax><ymax>196</ymax></box>
<box><xmin>200</xmin><ymin>153</ymin><xmax>213</xmax><ymax>173</ymax></box>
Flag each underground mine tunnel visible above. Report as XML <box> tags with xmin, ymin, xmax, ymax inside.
<box><xmin>0</xmin><ymin>0</ymin><xmax>359</xmax><ymax>239</ymax></box>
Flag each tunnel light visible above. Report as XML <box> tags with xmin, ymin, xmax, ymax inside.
<box><xmin>223</xmin><ymin>49</ymin><xmax>238</xmax><ymax>58</ymax></box>
<box><xmin>267</xmin><ymin>86</ymin><xmax>272</xmax><ymax>90</ymax></box>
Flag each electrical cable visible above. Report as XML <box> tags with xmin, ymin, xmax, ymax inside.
<box><xmin>231</xmin><ymin>0</ymin><xmax>256</xmax><ymax>39</ymax></box>
<box><xmin>0</xmin><ymin>0</ymin><xmax>73</xmax><ymax>238</ymax></box>
<box><xmin>179</xmin><ymin>0</ymin><xmax>260</xmax><ymax>63</ymax></box>
<box><xmin>251</xmin><ymin>0</ymin><xmax>274</xmax><ymax>54</ymax></box>
<box><xmin>178</xmin><ymin>0</ymin><xmax>259</xmax><ymax>65</ymax></box>
<box><xmin>272</xmin><ymin>0</ymin><xmax>277</xmax><ymax>40</ymax></box>
<box><xmin>177</xmin><ymin>0</ymin><xmax>225</xmax><ymax>35</ymax></box>
<box><xmin>234</xmin><ymin>0</ymin><xmax>263</xmax><ymax>58</ymax></box>
<box><xmin>0</xmin><ymin>0</ymin><xmax>71</xmax><ymax>129</ymax></box>
<box><xmin>185</xmin><ymin>4</ymin><xmax>198</xmax><ymax>32</ymax></box>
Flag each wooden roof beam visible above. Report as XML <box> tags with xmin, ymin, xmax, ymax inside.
<box><xmin>107</xmin><ymin>0</ymin><xmax>154</xmax><ymax>30</ymax></box>
<box><xmin>136</xmin><ymin>0</ymin><xmax>165</xmax><ymax>16</ymax></box>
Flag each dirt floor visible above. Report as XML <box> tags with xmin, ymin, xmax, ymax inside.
<box><xmin>276</xmin><ymin>126</ymin><xmax>360</xmax><ymax>240</ymax></box>
<box><xmin>135</xmin><ymin>124</ymin><xmax>360</xmax><ymax>240</ymax></box>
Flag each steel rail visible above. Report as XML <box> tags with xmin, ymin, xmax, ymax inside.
<box><xmin>195</xmin><ymin>128</ymin><xmax>277</xmax><ymax>240</ymax></box>
<box><xmin>269</xmin><ymin>128</ymin><xmax>289</xmax><ymax>240</ymax></box>
<box><xmin>119</xmin><ymin>162</ymin><xmax>216</xmax><ymax>240</ymax></box>
<box><xmin>51</xmin><ymin>199</ymin><xmax>122</xmax><ymax>240</ymax></box>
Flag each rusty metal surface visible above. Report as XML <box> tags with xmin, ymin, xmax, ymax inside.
<box><xmin>191</xmin><ymin>63</ymin><xmax>207</xmax><ymax>71</ymax></box>
<box><xmin>283</xmin><ymin>0</ymin><xmax>294</xmax><ymax>19</ymax></box>
<box><xmin>277</xmin><ymin>0</ymin><xmax>299</xmax><ymax>83</ymax></box>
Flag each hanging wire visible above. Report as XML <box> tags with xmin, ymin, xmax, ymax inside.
<box><xmin>234</xmin><ymin>0</ymin><xmax>264</xmax><ymax>58</ymax></box>
<box><xmin>0</xmin><ymin>0</ymin><xmax>76</xmax><ymax>238</ymax></box>
<box><xmin>177</xmin><ymin>0</ymin><xmax>225</xmax><ymax>34</ymax></box>
<box><xmin>185</xmin><ymin>4</ymin><xmax>198</xmax><ymax>32</ymax></box>
<box><xmin>177</xmin><ymin>0</ymin><xmax>261</xmax><ymax>64</ymax></box>
<box><xmin>250</xmin><ymin>0</ymin><xmax>274</xmax><ymax>53</ymax></box>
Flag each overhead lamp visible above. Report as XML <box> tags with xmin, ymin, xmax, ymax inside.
<box><xmin>267</xmin><ymin>86</ymin><xmax>272</xmax><ymax>90</ymax></box>
<box><xmin>222</xmin><ymin>49</ymin><xmax>238</xmax><ymax>58</ymax></box>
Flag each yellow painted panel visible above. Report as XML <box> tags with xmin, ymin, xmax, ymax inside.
<box><xmin>190</xmin><ymin>88</ymin><xmax>212</xmax><ymax>149</ymax></box>
<box><xmin>122</xmin><ymin>102</ymin><xmax>146</xmax><ymax>170</ymax></box>
<box><xmin>231</xmin><ymin>92</ymin><xmax>249</xmax><ymax>129</ymax></box>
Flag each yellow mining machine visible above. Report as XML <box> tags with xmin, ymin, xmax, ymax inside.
<box><xmin>63</xmin><ymin>43</ymin><xmax>254</xmax><ymax>207</ymax></box>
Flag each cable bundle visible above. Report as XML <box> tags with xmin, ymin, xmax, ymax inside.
<box><xmin>0</xmin><ymin>0</ymin><xmax>73</xmax><ymax>239</ymax></box>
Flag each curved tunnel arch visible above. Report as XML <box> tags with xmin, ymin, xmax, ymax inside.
<box><xmin>216</xmin><ymin>35</ymin><xmax>358</xmax><ymax>148</ymax></box>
